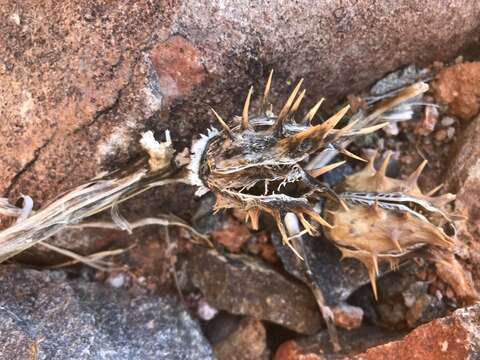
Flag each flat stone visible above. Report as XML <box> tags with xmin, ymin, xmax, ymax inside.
<box><xmin>184</xmin><ymin>246</ymin><xmax>323</xmax><ymax>334</ymax></box>
<box><xmin>0</xmin><ymin>265</ymin><xmax>213</xmax><ymax>359</ymax></box>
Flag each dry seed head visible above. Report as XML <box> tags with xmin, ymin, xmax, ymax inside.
<box><xmin>326</xmin><ymin>152</ymin><xmax>457</xmax><ymax>299</ymax></box>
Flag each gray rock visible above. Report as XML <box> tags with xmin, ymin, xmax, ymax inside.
<box><xmin>0</xmin><ymin>265</ymin><xmax>214</xmax><ymax>360</ymax></box>
<box><xmin>183</xmin><ymin>246</ymin><xmax>323</xmax><ymax>334</ymax></box>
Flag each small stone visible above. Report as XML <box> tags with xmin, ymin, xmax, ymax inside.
<box><xmin>183</xmin><ymin>246</ymin><xmax>322</xmax><ymax>334</ymax></box>
<box><xmin>332</xmin><ymin>303</ymin><xmax>364</xmax><ymax>330</ymax></box>
<box><xmin>447</xmin><ymin>126</ymin><xmax>455</xmax><ymax>139</ymax></box>
<box><xmin>213</xmin><ymin>317</ymin><xmax>270</xmax><ymax>360</ymax></box>
<box><xmin>198</xmin><ymin>299</ymin><xmax>218</xmax><ymax>321</ymax></box>
<box><xmin>106</xmin><ymin>272</ymin><xmax>127</xmax><ymax>288</ymax></box>
<box><xmin>415</xmin><ymin>105</ymin><xmax>438</xmax><ymax>136</ymax></box>
<box><xmin>440</xmin><ymin>116</ymin><xmax>455</xmax><ymax>127</ymax></box>
<box><xmin>434</xmin><ymin>129</ymin><xmax>448</xmax><ymax>142</ymax></box>
<box><xmin>211</xmin><ymin>216</ymin><xmax>252</xmax><ymax>252</ymax></box>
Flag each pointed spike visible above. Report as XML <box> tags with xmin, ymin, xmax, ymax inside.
<box><xmin>378</xmin><ymin>150</ymin><xmax>392</xmax><ymax>177</ymax></box>
<box><xmin>261</xmin><ymin>70</ymin><xmax>274</xmax><ymax>112</ymax></box>
<box><xmin>246</xmin><ymin>209</ymin><xmax>260</xmax><ymax>230</ymax></box>
<box><xmin>298</xmin><ymin>213</ymin><xmax>316</xmax><ymax>235</ymax></box>
<box><xmin>427</xmin><ymin>183</ymin><xmax>444</xmax><ymax>196</ymax></box>
<box><xmin>354</xmin><ymin>122</ymin><xmax>389</xmax><ymax>135</ymax></box>
<box><xmin>372</xmin><ymin>255</ymin><xmax>379</xmax><ymax>276</ymax></box>
<box><xmin>408</xmin><ymin>159</ymin><xmax>428</xmax><ymax>184</ymax></box>
<box><xmin>289</xmin><ymin>89</ymin><xmax>306</xmax><ymax>118</ymax></box>
<box><xmin>340</xmin><ymin>148</ymin><xmax>368</xmax><ymax>162</ymax></box>
<box><xmin>302</xmin><ymin>98</ymin><xmax>325</xmax><ymax>123</ymax></box>
<box><xmin>288</xmin><ymin>105</ymin><xmax>350</xmax><ymax>144</ymax></box>
<box><xmin>303</xmin><ymin>209</ymin><xmax>333</xmax><ymax>229</ymax></box>
<box><xmin>334</xmin><ymin>118</ymin><xmax>359</xmax><ymax>139</ymax></box>
<box><xmin>277</xmin><ymin>78</ymin><xmax>304</xmax><ymax>123</ymax></box>
<box><xmin>390</xmin><ymin>228</ymin><xmax>403</xmax><ymax>252</ymax></box>
<box><xmin>210</xmin><ymin>107</ymin><xmax>234</xmax><ymax>139</ymax></box>
<box><xmin>320</xmin><ymin>105</ymin><xmax>351</xmax><ymax>138</ymax></box>
<box><xmin>242</xmin><ymin>86</ymin><xmax>253</xmax><ymax>130</ymax></box>
<box><xmin>308</xmin><ymin>160</ymin><xmax>346</xmax><ymax>178</ymax></box>
<box><xmin>369</xmin><ymin>268</ymin><xmax>379</xmax><ymax>300</ymax></box>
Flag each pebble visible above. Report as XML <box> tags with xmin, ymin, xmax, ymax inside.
<box><xmin>440</xmin><ymin>116</ymin><xmax>455</xmax><ymax>127</ymax></box>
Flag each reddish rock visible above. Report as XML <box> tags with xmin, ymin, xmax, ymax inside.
<box><xmin>213</xmin><ymin>317</ymin><xmax>269</xmax><ymax>360</ymax></box>
<box><xmin>352</xmin><ymin>305</ymin><xmax>480</xmax><ymax>360</ymax></box>
<box><xmin>211</xmin><ymin>216</ymin><xmax>252</xmax><ymax>252</ymax></box>
<box><xmin>274</xmin><ymin>341</ymin><xmax>321</xmax><ymax>360</ymax></box>
<box><xmin>150</xmin><ymin>35</ymin><xmax>205</xmax><ymax>98</ymax></box>
<box><xmin>433</xmin><ymin>62</ymin><xmax>480</xmax><ymax>121</ymax></box>
<box><xmin>332</xmin><ymin>304</ymin><xmax>363</xmax><ymax>331</ymax></box>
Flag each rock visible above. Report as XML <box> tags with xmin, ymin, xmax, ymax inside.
<box><xmin>2</xmin><ymin>0</ymin><xmax>480</xmax><ymax>213</ymax></box>
<box><xmin>444</xmin><ymin>116</ymin><xmax>480</xmax><ymax>300</ymax></box>
<box><xmin>213</xmin><ymin>317</ymin><xmax>270</xmax><ymax>360</ymax></box>
<box><xmin>351</xmin><ymin>304</ymin><xmax>480</xmax><ymax>359</ymax></box>
<box><xmin>271</xmin><ymin>232</ymin><xmax>382</xmax><ymax>306</ymax></box>
<box><xmin>433</xmin><ymin>62</ymin><xmax>480</xmax><ymax>121</ymax></box>
<box><xmin>332</xmin><ymin>304</ymin><xmax>363</xmax><ymax>331</ymax></box>
<box><xmin>415</xmin><ymin>105</ymin><xmax>438</xmax><ymax>136</ymax></box>
<box><xmin>0</xmin><ymin>265</ymin><xmax>214</xmax><ymax>359</ymax></box>
<box><xmin>351</xmin><ymin>264</ymin><xmax>449</xmax><ymax>330</ymax></box>
<box><xmin>183</xmin><ymin>246</ymin><xmax>323</xmax><ymax>334</ymax></box>
<box><xmin>273</xmin><ymin>326</ymin><xmax>402</xmax><ymax>360</ymax></box>
<box><xmin>211</xmin><ymin>216</ymin><xmax>253</xmax><ymax>253</ymax></box>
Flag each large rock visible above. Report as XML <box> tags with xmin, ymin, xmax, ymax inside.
<box><xmin>0</xmin><ymin>265</ymin><xmax>214</xmax><ymax>359</ymax></box>
<box><xmin>183</xmin><ymin>246</ymin><xmax>323</xmax><ymax>334</ymax></box>
<box><xmin>2</xmin><ymin>0</ymin><xmax>480</xmax><ymax>213</ymax></box>
<box><xmin>351</xmin><ymin>304</ymin><xmax>480</xmax><ymax>359</ymax></box>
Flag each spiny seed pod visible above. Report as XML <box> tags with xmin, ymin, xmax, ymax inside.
<box><xmin>189</xmin><ymin>71</ymin><xmax>386</xmax><ymax>257</ymax></box>
<box><xmin>325</xmin><ymin>151</ymin><xmax>457</xmax><ymax>299</ymax></box>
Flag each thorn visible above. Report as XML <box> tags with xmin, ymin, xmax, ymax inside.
<box><xmin>210</xmin><ymin>107</ymin><xmax>234</xmax><ymax>139</ymax></box>
<box><xmin>354</xmin><ymin>122</ymin><xmax>389</xmax><ymax>135</ymax></box>
<box><xmin>340</xmin><ymin>148</ymin><xmax>367</xmax><ymax>162</ymax></box>
<box><xmin>289</xmin><ymin>89</ymin><xmax>306</xmax><ymax>118</ymax></box>
<box><xmin>242</xmin><ymin>86</ymin><xmax>253</xmax><ymax>130</ymax></box>
<box><xmin>276</xmin><ymin>78</ymin><xmax>304</xmax><ymax>129</ymax></box>
<box><xmin>369</xmin><ymin>268</ymin><xmax>379</xmax><ymax>300</ymax></box>
<box><xmin>390</xmin><ymin>228</ymin><xmax>403</xmax><ymax>252</ymax></box>
<box><xmin>334</xmin><ymin>118</ymin><xmax>359</xmax><ymax>139</ymax></box>
<box><xmin>246</xmin><ymin>209</ymin><xmax>260</xmax><ymax>230</ymax></box>
<box><xmin>287</xmin><ymin>105</ymin><xmax>350</xmax><ymax>144</ymax></box>
<box><xmin>303</xmin><ymin>209</ymin><xmax>333</xmax><ymax>229</ymax></box>
<box><xmin>302</xmin><ymin>98</ymin><xmax>325</xmax><ymax>123</ymax></box>
<box><xmin>298</xmin><ymin>213</ymin><xmax>316</xmax><ymax>235</ymax></box>
<box><xmin>377</xmin><ymin>150</ymin><xmax>392</xmax><ymax>177</ymax></box>
<box><xmin>408</xmin><ymin>159</ymin><xmax>428</xmax><ymax>185</ymax></box>
<box><xmin>261</xmin><ymin>70</ymin><xmax>273</xmax><ymax>113</ymax></box>
<box><xmin>427</xmin><ymin>183</ymin><xmax>444</xmax><ymax>196</ymax></box>
<box><xmin>372</xmin><ymin>255</ymin><xmax>379</xmax><ymax>276</ymax></box>
<box><xmin>308</xmin><ymin>160</ymin><xmax>346</xmax><ymax>178</ymax></box>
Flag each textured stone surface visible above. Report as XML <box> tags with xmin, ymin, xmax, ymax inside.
<box><xmin>184</xmin><ymin>246</ymin><xmax>323</xmax><ymax>334</ymax></box>
<box><xmin>0</xmin><ymin>265</ymin><xmax>213</xmax><ymax>359</ymax></box>
<box><xmin>213</xmin><ymin>317</ymin><xmax>269</xmax><ymax>360</ymax></box>
<box><xmin>273</xmin><ymin>326</ymin><xmax>402</xmax><ymax>360</ymax></box>
<box><xmin>433</xmin><ymin>62</ymin><xmax>480</xmax><ymax>120</ymax></box>
<box><xmin>352</xmin><ymin>305</ymin><xmax>480</xmax><ymax>360</ymax></box>
<box><xmin>2</xmin><ymin>0</ymin><xmax>480</xmax><ymax>213</ymax></box>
